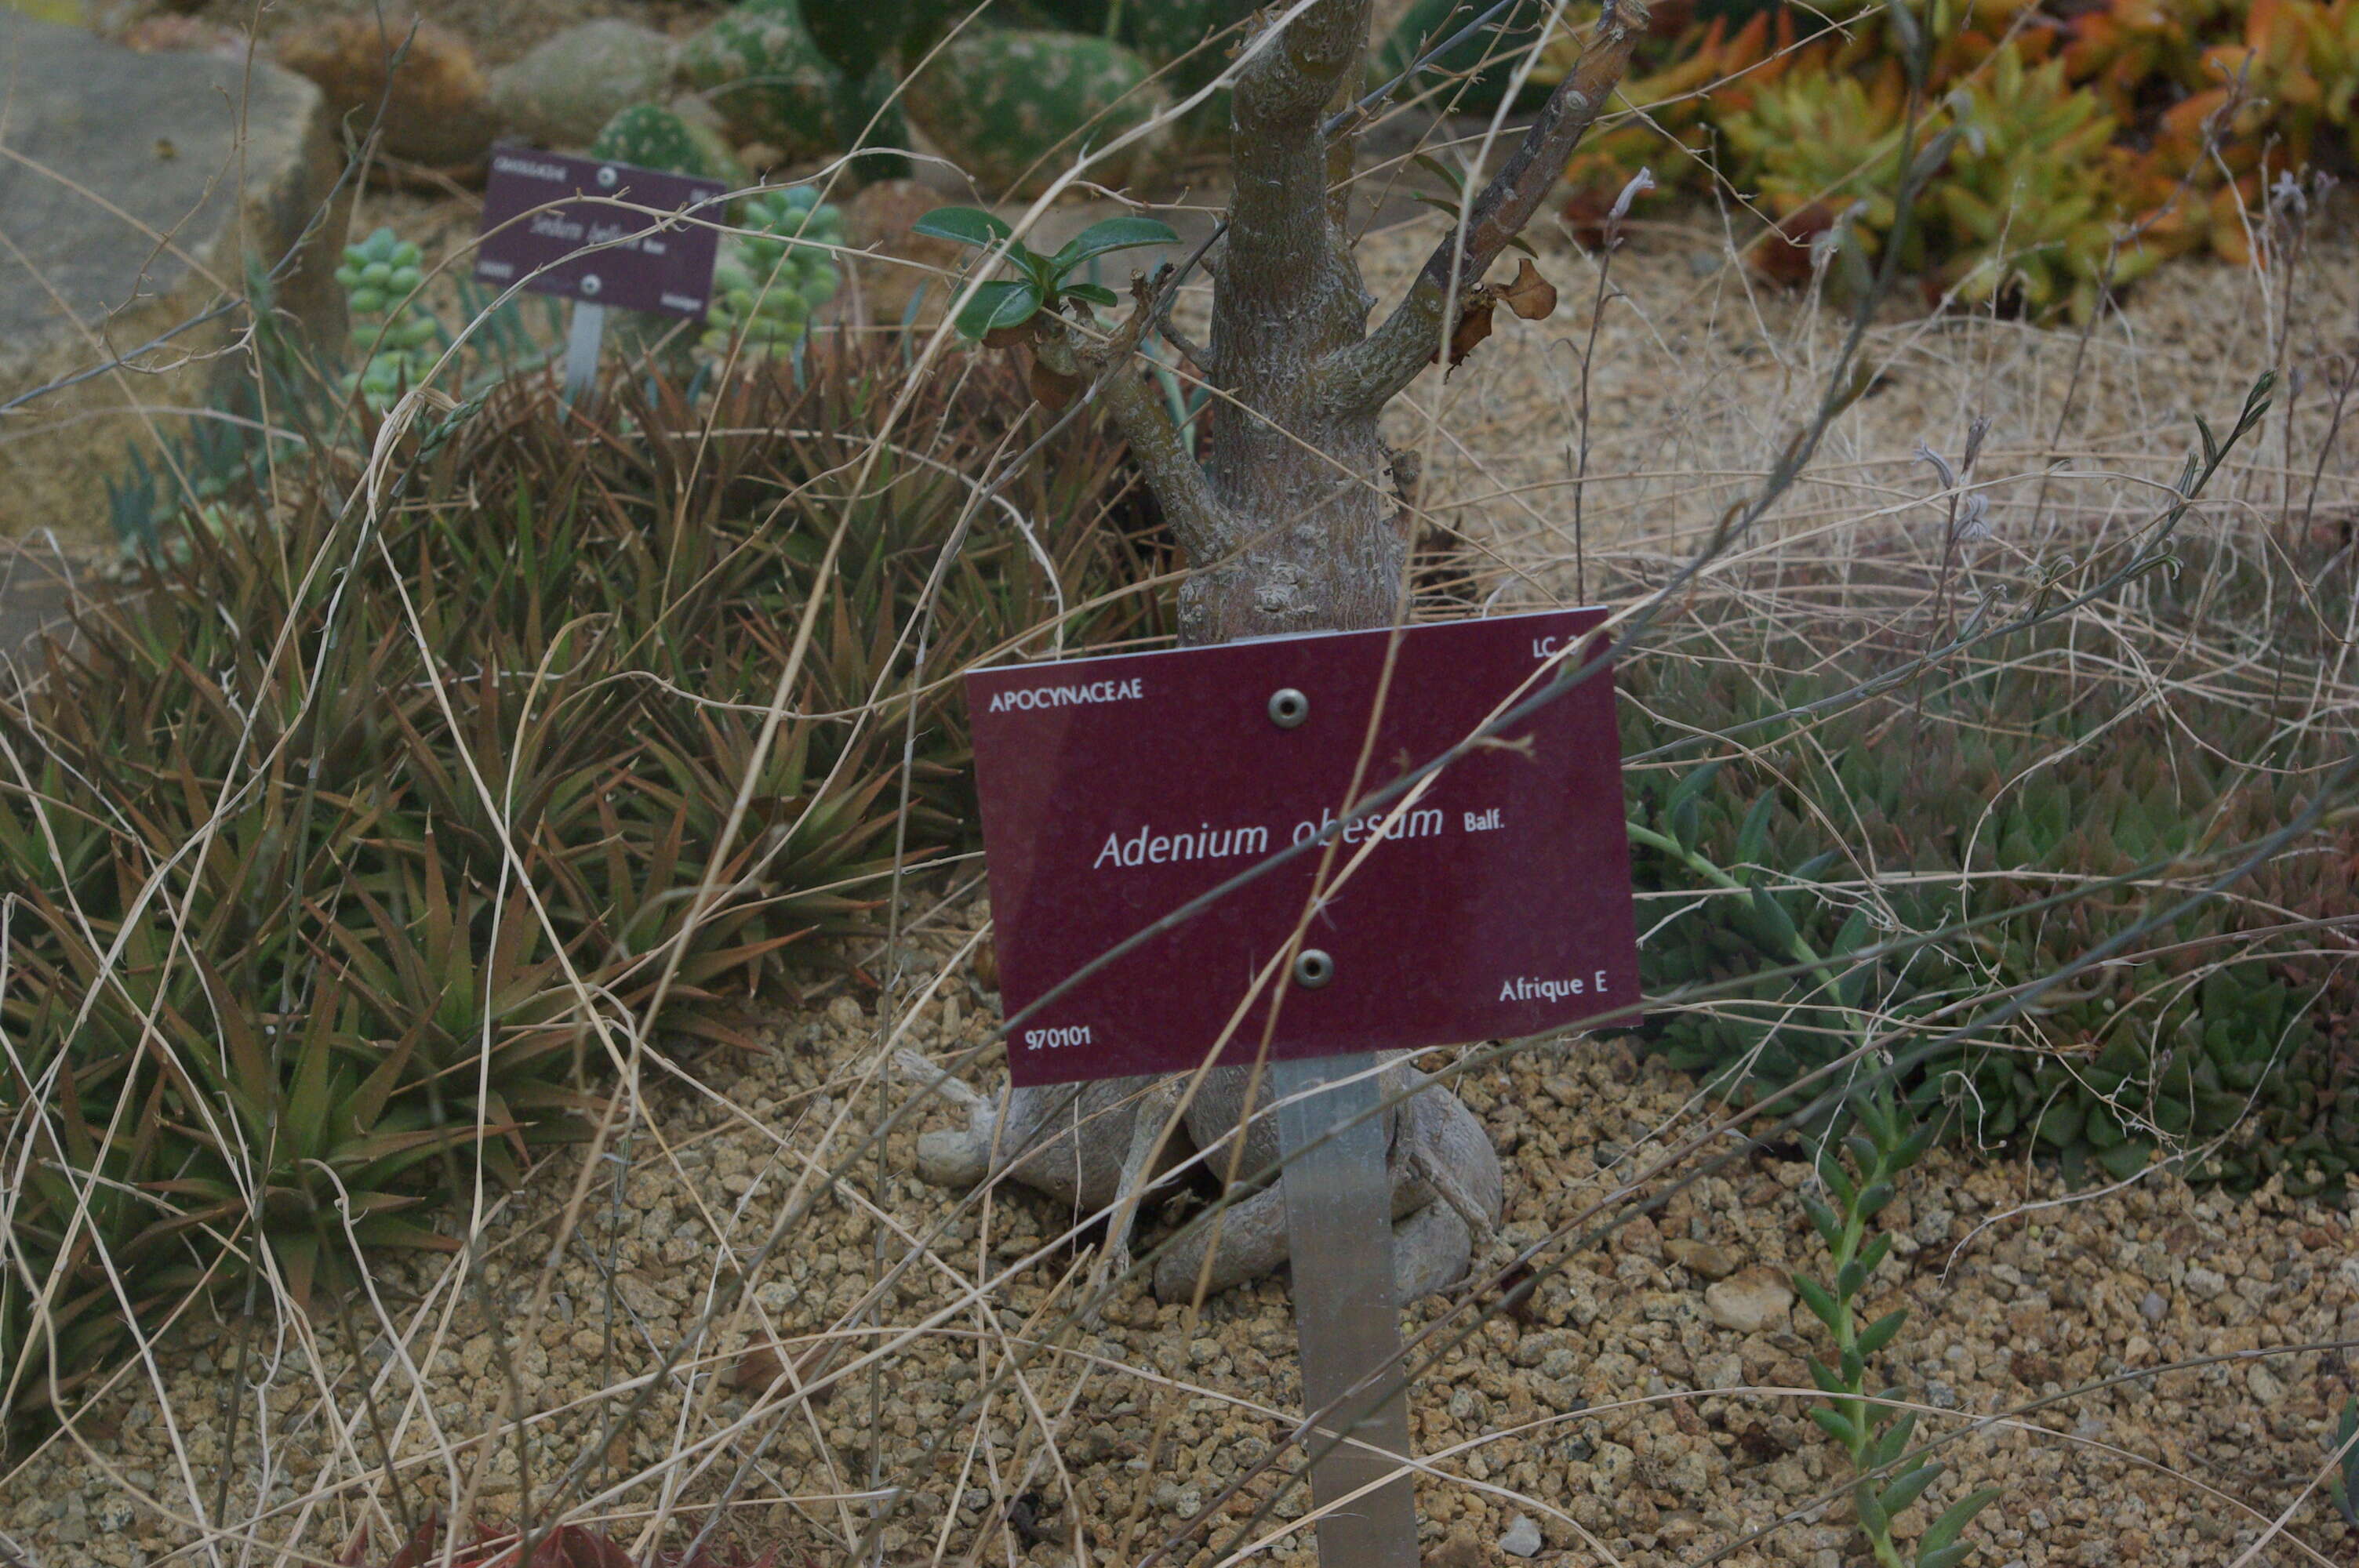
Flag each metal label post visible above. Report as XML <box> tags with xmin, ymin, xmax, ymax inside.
<box><xmin>562</xmin><ymin>298</ymin><xmax>607</xmax><ymax>407</ymax></box>
<box><xmin>1272</xmin><ymin>1051</ymin><xmax>1420</xmax><ymax>1568</ymax></box>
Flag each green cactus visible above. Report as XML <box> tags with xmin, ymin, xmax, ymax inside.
<box><xmin>902</xmin><ymin>28</ymin><xmax>1168</xmax><ymax>197</ymax></box>
<box><xmin>802</xmin><ymin>0</ymin><xmax>908</xmax><ymax>81</ymax></box>
<box><xmin>588</xmin><ymin>101</ymin><xmax>750</xmax><ymax>187</ymax></box>
<box><xmin>702</xmin><ymin>184</ymin><xmax>845</xmax><ymax>361</ymax></box>
<box><xmin>334</xmin><ymin>226</ymin><xmax>443</xmax><ymax>412</ymax></box>
<box><xmin>679</xmin><ymin>0</ymin><xmax>841</xmax><ymax>155</ymax></box>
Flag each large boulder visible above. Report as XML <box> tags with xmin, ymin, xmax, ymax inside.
<box><xmin>274</xmin><ymin>14</ymin><xmax>498</xmax><ymax>170</ymax></box>
<box><xmin>0</xmin><ymin>15</ymin><xmax>346</xmax><ymax>543</ymax></box>
<box><xmin>490</xmin><ymin>20</ymin><xmax>678</xmax><ymax>151</ymax></box>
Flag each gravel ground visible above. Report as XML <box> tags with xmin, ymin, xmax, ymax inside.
<box><xmin>5</xmin><ymin>913</ymin><xmax>2356</xmax><ymax>1567</ymax></box>
<box><xmin>1345</xmin><ymin>199</ymin><xmax>2359</xmax><ymax>596</ymax></box>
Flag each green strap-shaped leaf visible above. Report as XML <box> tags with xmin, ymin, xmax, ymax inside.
<box><xmin>1050</xmin><ymin>216</ymin><xmax>1180</xmax><ymax>278</ymax></box>
<box><xmin>954</xmin><ymin>280</ymin><xmax>1043</xmax><ymax>340</ymax></box>
<box><xmin>1856</xmin><ymin>1307</ymin><xmax>1910</xmax><ymax>1357</ymax></box>
<box><xmin>1809</xmin><ymin>1406</ymin><xmax>1859</xmax><ymax>1446</ymax></box>
<box><xmin>914</xmin><ymin>206</ymin><xmax>1012</xmax><ymax>249</ymax></box>
<box><xmin>1879</xmin><ymin>1461</ymin><xmax>1941</xmax><ymax>1519</ymax></box>
<box><xmin>1916</xmin><ymin>1486</ymin><xmax>2000</xmax><ymax>1559</ymax></box>
<box><xmin>1794</xmin><ymin>1273</ymin><xmax>1842</xmax><ymax>1333</ymax></box>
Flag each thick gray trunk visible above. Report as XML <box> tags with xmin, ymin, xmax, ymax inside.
<box><xmin>1185</xmin><ymin>1</ymin><xmax>1401</xmax><ymax>644</ymax></box>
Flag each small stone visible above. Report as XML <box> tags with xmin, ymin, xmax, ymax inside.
<box><xmin>1587</xmin><ymin>1440</ymin><xmax>1637</xmax><ymax>1496</ymax></box>
<box><xmin>2139</xmin><ymin>1289</ymin><xmax>2168</xmax><ymax>1323</ymax></box>
<box><xmin>1664</xmin><ymin>1239</ymin><xmax>1743</xmax><ymax>1279</ymax></box>
<box><xmin>1699</xmin><ymin>1352</ymin><xmax>1744</xmax><ymax>1390</ymax></box>
<box><xmin>1429</xmin><ymin>1531</ymin><xmax>1485</xmax><ymax>1568</ymax></box>
<box><xmin>1704</xmin><ymin>1267</ymin><xmax>1794</xmax><ymax>1334</ymax></box>
<box><xmin>2247</xmin><ymin>1363</ymin><xmax>2287</xmax><ymax>1404</ymax></box>
<box><xmin>2185</xmin><ymin>1266</ymin><xmax>2229</xmax><ymax>1301</ymax></box>
<box><xmin>1498</xmin><ymin>1513</ymin><xmax>1543</xmax><ymax>1557</ymax></box>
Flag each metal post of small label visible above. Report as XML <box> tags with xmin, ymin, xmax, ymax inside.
<box><xmin>1272</xmin><ymin>1051</ymin><xmax>1421</xmax><ymax>1568</ymax></box>
<box><xmin>562</xmin><ymin>299</ymin><xmax>607</xmax><ymax>407</ymax></box>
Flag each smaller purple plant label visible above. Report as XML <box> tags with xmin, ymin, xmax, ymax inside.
<box><xmin>474</xmin><ymin>145</ymin><xmax>727</xmax><ymax>318</ymax></box>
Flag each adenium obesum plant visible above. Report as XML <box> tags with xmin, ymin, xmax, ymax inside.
<box><xmin>930</xmin><ymin>0</ymin><xmax>1637</xmax><ymax>647</ymax></box>
<box><xmin>905</xmin><ymin>1</ymin><xmax>1647</xmax><ymax>1302</ymax></box>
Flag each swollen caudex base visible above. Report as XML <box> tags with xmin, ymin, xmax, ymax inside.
<box><xmin>903</xmin><ymin>1054</ymin><xmax>1503</xmax><ymax>1302</ymax></box>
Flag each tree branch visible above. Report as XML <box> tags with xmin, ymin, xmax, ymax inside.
<box><xmin>1037</xmin><ymin>277</ymin><xmax>1234</xmax><ymax>564</ymax></box>
<box><xmin>1315</xmin><ymin>0</ymin><xmax>1646</xmax><ymax>413</ymax></box>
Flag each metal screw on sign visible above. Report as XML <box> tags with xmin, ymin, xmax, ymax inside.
<box><xmin>1268</xmin><ymin>688</ymin><xmax>1310</xmax><ymax>728</ymax></box>
<box><xmin>1292</xmin><ymin>949</ymin><xmax>1335</xmax><ymax>989</ymax></box>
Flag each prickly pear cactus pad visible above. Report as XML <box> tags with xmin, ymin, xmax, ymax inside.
<box><xmin>587</xmin><ymin>100</ymin><xmax>749</xmax><ymax>187</ymax></box>
<box><xmin>678</xmin><ymin>0</ymin><xmax>839</xmax><ymax>156</ymax></box>
<box><xmin>334</xmin><ymin>226</ymin><xmax>441</xmax><ymax>412</ymax></box>
<box><xmin>703</xmin><ymin>183</ymin><xmax>845</xmax><ymax>360</ymax></box>
<box><xmin>902</xmin><ymin>29</ymin><xmax>1167</xmax><ymax>198</ymax></box>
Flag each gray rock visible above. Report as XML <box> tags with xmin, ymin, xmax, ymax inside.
<box><xmin>2186</xmin><ymin>1265</ymin><xmax>2229</xmax><ymax>1301</ymax></box>
<box><xmin>2140</xmin><ymin>1288</ymin><xmax>2168</xmax><ymax>1323</ymax></box>
<box><xmin>1704</xmin><ymin>1267</ymin><xmax>1794</xmax><ymax>1334</ymax></box>
<box><xmin>1498</xmin><ymin>1513</ymin><xmax>1543</xmax><ymax>1557</ymax></box>
<box><xmin>1664</xmin><ymin>1237</ymin><xmax>1743</xmax><ymax>1279</ymax></box>
<box><xmin>1699</xmin><ymin>1351</ymin><xmax>1745</xmax><ymax>1389</ymax></box>
<box><xmin>492</xmin><ymin>21</ymin><xmax>678</xmax><ymax>151</ymax></box>
<box><xmin>0</xmin><ymin>14</ymin><xmax>344</xmax><ymax>543</ymax></box>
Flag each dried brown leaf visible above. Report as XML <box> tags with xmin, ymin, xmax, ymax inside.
<box><xmin>1445</xmin><ymin>294</ymin><xmax>1497</xmax><ymax>372</ymax></box>
<box><xmin>1030</xmin><ymin>355</ymin><xmax>1082</xmax><ymax>411</ymax></box>
<box><xmin>1498</xmin><ymin>256</ymin><xmax>1558</xmax><ymax>321</ymax></box>
<box><xmin>734</xmin><ymin>1338</ymin><xmax>834</xmax><ymax>1403</ymax></box>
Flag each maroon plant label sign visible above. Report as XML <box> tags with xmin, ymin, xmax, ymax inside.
<box><xmin>474</xmin><ymin>145</ymin><xmax>727</xmax><ymax>318</ymax></box>
<box><xmin>967</xmin><ymin>609</ymin><xmax>1641</xmax><ymax>1087</ymax></box>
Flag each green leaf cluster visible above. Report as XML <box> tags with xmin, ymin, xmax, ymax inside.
<box><xmin>1622</xmin><ymin>541</ymin><xmax>2357</xmax><ymax>1194</ymax></box>
<box><xmin>914</xmin><ymin>206</ymin><xmax>1177</xmax><ymax>340</ymax></box>
<box><xmin>336</xmin><ymin>227</ymin><xmax>444</xmax><ymax>413</ymax></box>
<box><xmin>2</xmin><ymin>343</ymin><xmax>1173</xmax><ymax>1434</ymax></box>
<box><xmin>1794</xmin><ymin>1094</ymin><xmax>1999</xmax><ymax>1568</ymax></box>
<box><xmin>702</xmin><ymin>185</ymin><xmax>846</xmax><ymax>361</ymax></box>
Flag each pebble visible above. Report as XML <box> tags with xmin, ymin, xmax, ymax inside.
<box><xmin>1704</xmin><ymin>1267</ymin><xmax>1794</xmax><ymax>1334</ymax></box>
<box><xmin>1664</xmin><ymin>1237</ymin><xmax>1743</xmax><ymax>1279</ymax></box>
<box><xmin>2140</xmin><ymin>1289</ymin><xmax>2168</xmax><ymax>1323</ymax></box>
<box><xmin>1498</xmin><ymin>1512</ymin><xmax>1543</xmax><ymax>1557</ymax></box>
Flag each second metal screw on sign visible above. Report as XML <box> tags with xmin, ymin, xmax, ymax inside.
<box><xmin>1269</xmin><ymin>688</ymin><xmax>1310</xmax><ymax>728</ymax></box>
